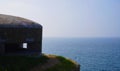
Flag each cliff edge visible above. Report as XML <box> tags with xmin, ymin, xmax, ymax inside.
<box><xmin>31</xmin><ymin>54</ymin><xmax>80</xmax><ymax>71</ymax></box>
<box><xmin>0</xmin><ymin>54</ymin><xmax>80</xmax><ymax>71</ymax></box>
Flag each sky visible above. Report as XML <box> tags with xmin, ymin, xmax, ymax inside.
<box><xmin>0</xmin><ymin>0</ymin><xmax>120</xmax><ymax>37</ymax></box>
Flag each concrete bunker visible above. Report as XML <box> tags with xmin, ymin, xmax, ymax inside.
<box><xmin>0</xmin><ymin>14</ymin><xmax>42</xmax><ymax>55</ymax></box>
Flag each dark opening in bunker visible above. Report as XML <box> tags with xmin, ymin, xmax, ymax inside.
<box><xmin>5</xmin><ymin>43</ymin><xmax>27</xmax><ymax>53</ymax></box>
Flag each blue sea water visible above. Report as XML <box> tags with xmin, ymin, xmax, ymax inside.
<box><xmin>42</xmin><ymin>38</ymin><xmax>120</xmax><ymax>71</ymax></box>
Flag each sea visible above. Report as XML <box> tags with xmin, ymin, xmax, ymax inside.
<box><xmin>42</xmin><ymin>38</ymin><xmax>120</xmax><ymax>71</ymax></box>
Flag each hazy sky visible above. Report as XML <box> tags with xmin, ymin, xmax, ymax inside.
<box><xmin>0</xmin><ymin>0</ymin><xmax>120</xmax><ymax>37</ymax></box>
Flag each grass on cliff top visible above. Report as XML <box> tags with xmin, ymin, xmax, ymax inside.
<box><xmin>0</xmin><ymin>55</ymin><xmax>78</xmax><ymax>71</ymax></box>
<box><xmin>45</xmin><ymin>55</ymin><xmax>77</xmax><ymax>71</ymax></box>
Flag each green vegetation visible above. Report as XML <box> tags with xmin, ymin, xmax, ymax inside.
<box><xmin>0</xmin><ymin>55</ymin><xmax>79</xmax><ymax>71</ymax></box>
<box><xmin>0</xmin><ymin>55</ymin><xmax>49</xmax><ymax>71</ymax></box>
<box><xmin>45</xmin><ymin>56</ymin><xmax>77</xmax><ymax>71</ymax></box>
